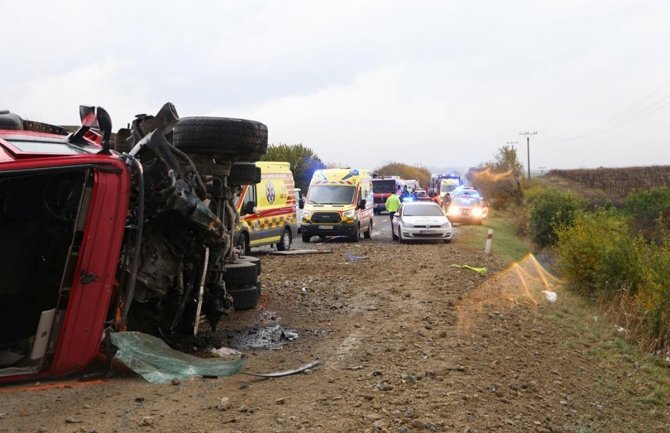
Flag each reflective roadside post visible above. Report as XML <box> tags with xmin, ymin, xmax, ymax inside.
<box><xmin>485</xmin><ymin>229</ymin><xmax>493</xmax><ymax>254</ymax></box>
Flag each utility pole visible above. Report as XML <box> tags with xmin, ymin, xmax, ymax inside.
<box><xmin>519</xmin><ymin>131</ymin><xmax>537</xmax><ymax>179</ymax></box>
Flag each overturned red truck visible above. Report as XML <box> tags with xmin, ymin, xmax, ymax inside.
<box><xmin>0</xmin><ymin>104</ymin><xmax>266</xmax><ymax>383</ymax></box>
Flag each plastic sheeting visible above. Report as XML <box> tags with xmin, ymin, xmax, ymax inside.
<box><xmin>111</xmin><ymin>332</ymin><xmax>245</xmax><ymax>384</ymax></box>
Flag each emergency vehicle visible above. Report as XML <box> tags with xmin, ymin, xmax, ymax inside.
<box><xmin>429</xmin><ymin>173</ymin><xmax>463</xmax><ymax>206</ymax></box>
<box><xmin>372</xmin><ymin>175</ymin><xmax>401</xmax><ymax>214</ymax></box>
<box><xmin>300</xmin><ymin>168</ymin><xmax>374</xmax><ymax>242</ymax></box>
<box><xmin>235</xmin><ymin>161</ymin><xmax>298</xmax><ymax>254</ymax></box>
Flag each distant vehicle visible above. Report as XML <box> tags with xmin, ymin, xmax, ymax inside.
<box><xmin>372</xmin><ymin>176</ymin><xmax>401</xmax><ymax>214</ymax></box>
<box><xmin>446</xmin><ymin>195</ymin><xmax>488</xmax><ymax>225</ymax></box>
<box><xmin>400</xmin><ymin>179</ymin><xmax>420</xmax><ymax>192</ymax></box>
<box><xmin>235</xmin><ymin>161</ymin><xmax>298</xmax><ymax>254</ymax></box>
<box><xmin>414</xmin><ymin>189</ymin><xmax>433</xmax><ymax>201</ymax></box>
<box><xmin>301</xmin><ymin>168</ymin><xmax>374</xmax><ymax>242</ymax></box>
<box><xmin>452</xmin><ymin>186</ymin><xmax>481</xmax><ymax>198</ymax></box>
<box><xmin>391</xmin><ymin>201</ymin><xmax>453</xmax><ymax>243</ymax></box>
<box><xmin>429</xmin><ymin>173</ymin><xmax>463</xmax><ymax>204</ymax></box>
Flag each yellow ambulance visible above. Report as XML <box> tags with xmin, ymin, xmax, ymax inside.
<box><xmin>300</xmin><ymin>168</ymin><xmax>374</xmax><ymax>242</ymax></box>
<box><xmin>235</xmin><ymin>161</ymin><xmax>298</xmax><ymax>254</ymax></box>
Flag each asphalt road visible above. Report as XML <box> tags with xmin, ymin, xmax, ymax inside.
<box><xmin>292</xmin><ymin>214</ymin><xmax>395</xmax><ymax>249</ymax></box>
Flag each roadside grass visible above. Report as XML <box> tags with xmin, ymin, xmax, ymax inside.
<box><xmin>461</xmin><ymin>212</ymin><xmax>670</xmax><ymax>415</ymax></box>
<box><xmin>455</xmin><ymin>211</ymin><xmax>531</xmax><ymax>264</ymax></box>
<box><xmin>543</xmin><ymin>285</ymin><xmax>670</xmax><ymax>412</ymax></box>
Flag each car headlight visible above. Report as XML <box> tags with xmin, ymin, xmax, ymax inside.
<box><xmin>447</xmin><ymin>206</ymin><xmax>459</xmax><ymax>215</ymax></box>
<box><xmin>342</xmin><ymin>209</ymin><xmax>355</xmax><ymax>218</ymax></box>
<box><xmin>302</xmin><ymin>210</ymin><xmax>312</xmax><ymax>220</ymax></box>
<box><xmin>441</xmin><ymin>221</ymin><xmax>451</xmax><ymax>228</ymax></box>
<box><xmin>472</xmin><ymin>207</ymin><xmax>483</xmax><ymax>217</ymax></box>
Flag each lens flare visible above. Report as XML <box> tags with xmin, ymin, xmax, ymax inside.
<box><xmin>456</xmin><ymin>254</ymin><xmax>563</xmax><ymax>333</ymax></box>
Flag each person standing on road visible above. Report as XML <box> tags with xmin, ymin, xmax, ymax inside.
<box><xmin>385</xmin><ymin>190</ymin><xmax>401</xmax><ymax>222</ymax></box>
<box><xmin>400</xmin><ymin>185</ymin><xmax>410</xmax><ymax>202</ymax></box>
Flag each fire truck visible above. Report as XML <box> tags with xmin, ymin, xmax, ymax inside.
<box><xmin>371</xmin><ymin>175</ymin><xmax>401</xmax><ymax>214</ymax></box>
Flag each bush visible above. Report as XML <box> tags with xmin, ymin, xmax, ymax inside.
<box><xmin>557</xmin><ymin>210</ymin><xmax>645</xmax><ymax>298</ymax></box>
<box><xmin>557</xmin><ymin>210</ymin><xmax>670</xmax><ymax>350</ymax></box>
<box><xmin>527</xmin><ymin>189</ymin><xmax>584</xmax><ymax>249</ymax></box>
<box><xmin>625</xmin><ymin>187</ymin><xmax>670</xmax><ymax>242</ymax></box>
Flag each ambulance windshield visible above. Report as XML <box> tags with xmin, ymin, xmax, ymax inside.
<box><xmin>307</xmin><ymin>185</ymin><xmax>355</xmax><ymax>205</ymax></box>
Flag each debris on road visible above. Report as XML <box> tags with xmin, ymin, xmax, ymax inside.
<box><xmin>542</xmin><ymin>290</ymin><xmax>558</xmax><ymax>302</ymax></box>
<box><xmin>344</xmin><ymin>252</ymin><xmax>370</xmax><ymax>261</ymax></box>
<box><xmin>242</xmin><ymin>360</ymin><xmax>321</xmax><ymax>378</ymax></box>
<box><xmin>270</xmin><ymin>249</ymin><xmax>332</xmax><ymax>255</ymax></box>
<box><xmin>450</xmin><ymin>264</ymin><xmax>488</xmax><ymax>275</ymax></box>
<box><xmin>111</xmin><ymin>332</ymin><xmax>245</xmax><ymax>384</ymax></box>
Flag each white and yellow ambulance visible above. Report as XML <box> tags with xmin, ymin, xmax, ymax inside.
<box><xmin>235</xmin><ymin>161</ymin><xmax>298</xmax><ymax>254</ymax></box>
<box><xmin>300</xmin><ymin>168</ymin><xmax>374</xmax><ymax>242</ymax></box>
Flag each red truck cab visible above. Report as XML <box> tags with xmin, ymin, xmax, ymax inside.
<box><xmin>0</xmin><ymin>113</ymin><xmax>129</xmax><ymax>382</ymax></box>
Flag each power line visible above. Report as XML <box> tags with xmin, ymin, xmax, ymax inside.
<box><xmin>554</xmin><ymin>80</ymin><xmax>670</xmax><ymax>142</ymax></box>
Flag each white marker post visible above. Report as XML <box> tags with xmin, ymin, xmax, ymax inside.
<box><xmin>484</xmin><ymin>229</ymin><xmax>493</xmax><ymax>254</ymax></box>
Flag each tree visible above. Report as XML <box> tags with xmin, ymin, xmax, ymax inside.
<box><xmin>261</xmin><ymin>143</ymin><xmax>326</xmax><ymax>192</ymax></box>
<box><xmin>467</xmin><ymin>145</ymin><xmax>524</xmax><ymax>208</ymax></box>
<box><xmin>375</xmin><ymin>163</ymin><xmax>431</xmax><ymax>188</ymax></box>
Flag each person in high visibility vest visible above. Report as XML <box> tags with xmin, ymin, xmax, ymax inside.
<box><xmin>385</xmin><ymin>190</ymin><xmax>401</xmax><ymax>222</ymax></box>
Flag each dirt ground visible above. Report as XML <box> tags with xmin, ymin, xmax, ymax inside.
<box><xmin>2</xmin><ymin>221</ymin><xmax>670</xmax><ymax>433</ymax></box>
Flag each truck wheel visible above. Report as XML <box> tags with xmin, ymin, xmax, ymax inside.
<box><xmin>302</xmin><ymin>232</ymin><xmax>311</xmax><ymax>243</ymax></box>
<box><xmin>223</xmin><ymin>260</ymin><xmax>258</xmax><ymax>287</ymax></box>
<box><xmin>173</xmin><ymin>117</ymin><xmax>268</xmax><ymax>161</ymax></box>
<box><xmin>351</xmin><ymin>224</ymin><xmax>360</xmax><ymax>242</ymax></box>
<box><xmin>276</xmin><ymin>227</ymin><xmax>292</xmax><ymax>251</ymax></box>
<box><xmin>364</xmin><ymin>220</ymin><xmax>372</xmax><ymax>239</ymax></box>
<box><xmin>228</xmin><ymin>162</ymin><xmax>261</xmax><ymax>185</ymax></box>
<box><xmin>237</xmin><ymin>232</ymin><xmax>251</xmax><ymax>256</ymax></box>
<box><xmin>238</xmin><ymin>255</ymin><xmax>261</xmax><ymax>275</ymax></box>
<box><xmin>228</xmin><ymin>283</ymin><xmax>260</xmax><ymax>311</ymax></box>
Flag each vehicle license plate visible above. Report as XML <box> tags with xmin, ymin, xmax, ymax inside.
<box><xmin>319</xmin><ymin>225</ymin><xmax>333</xmax><ymax>230</ymax></box>
<box><xmin>419</xmin><ymin>230</ymin><xmax>434</xmax><ymax>235</ymax></box>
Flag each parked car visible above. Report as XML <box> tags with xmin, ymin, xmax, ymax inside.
<box><xmin>414</xmin><ymin>188</ymin><xmax>433</xmax><ymax>201</ymax></box>
<box><xmin>391</xmin><ymin>201</ymin><xmax>452</xmax><ymax>243</ymax></box>
<box><xmin>446</xmin><ymin>195</ymin><xmax>488</xmax><ymax>224</ymax></box>
<box><xmin>0</xmin><ymin>103</ymin><xmax>267</xmax><ymax>383</ymax></box>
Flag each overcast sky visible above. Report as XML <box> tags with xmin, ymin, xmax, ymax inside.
<box><xmin>2</xmin><ymin>0</ymin><xmax>669</xmax><ymax>172</ymax></box>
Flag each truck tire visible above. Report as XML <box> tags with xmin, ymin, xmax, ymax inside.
<box><xmin>237</xmin><ymin>231</ymin><xmax>251</xmax><ymax>256</ymax></box>
<box><xmin>228</xmin><ymin>162</ymin><xmax>261</xmax><ymax>185</ymax></box>
<box><xmin>276</xmin><ymin>227</ymin><xmax>292</xmax><ymax>251</ymax></box>
<box><xmin>237</xmin><ymin>255</ymin><xmax>261</xmax><ymax>275</ymax></box>
<box><xmin>351</xmin><ymin>223</ymin><xmax>360</xmax><ymax>242</ymax></box>
<box><xmin>223</xmin><ymin>260</ymin><xmax>258</xmax><ymax>287</ymax></box>
<box><xmin>173</xmin><ymin>117</ymin><xmax>268</xmax><ymax>161</ymax></box>
<box><xmin>228</xmin><ymin>283</ymin><xmax>260</xmax><ymax>311</ymax></box>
